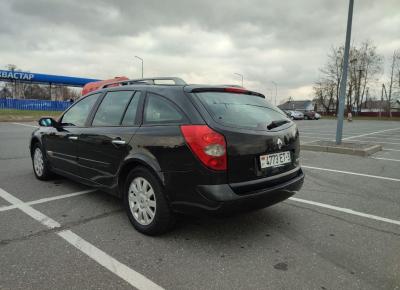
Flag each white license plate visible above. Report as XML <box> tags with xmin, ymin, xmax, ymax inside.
<box><xmin>260</xmin><ymin>151</ymin><xmax>291</xmax><ymax>168</ymax></box>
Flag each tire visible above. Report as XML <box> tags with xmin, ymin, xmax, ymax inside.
<box><xmin>123</xmin><ymin>166</ymin><xmax>176</xmax><ymax>235</ymax></box>
<box><xmin>304</xmin><ymin>115</ymin><xmax>309</xmax><ymax>120</ymax></box>
<box><xmin>32</xmin><ymin>143</ymin><xmax>53</xmax><ymax>180</ymax></box>
<box><xmin>290</xmin><ymin>116</ymin><xmax>294</xmax><ymax>120</ymax></box>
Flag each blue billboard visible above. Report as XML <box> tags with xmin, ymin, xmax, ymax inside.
<box><xmin>0</xmin><ymin>70</ymin><xmax>100</xmax><ymax>87</ymax></box>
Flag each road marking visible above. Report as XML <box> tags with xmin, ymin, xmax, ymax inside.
<box><xmin>288</xmin><ymin>197</ymin><xmax>400</xmax><ymax>226</ymax></box>
<box><xmin>302</xmin><ymin>165</ymin><xmax>400</xmax><ymax>182</ymax></box>
<box><xmin>301</xmin><ymin>132</ymin><xmax>400</xmax><ymax>141</ymax></box>
<box><xmin>0</xmin><ymin>189</ymin><xmax>96</xmax><ymax>212</ymax></box>
<box><xmin>343</xmin><ymin>127</ymin><xmax>400</xmax><ymax>140</ymax></box>
<box><xmin>301</xmin><ymin>137</ymin><xmax>400</xmax><ymax>146</ymax></box>
<box><xmin>12</xmin><ymin>122</ymin><xmax>38</xmax><ymax>128</ymax></box>
<box><xmin>372</xmin><ymin>157</ymin><xmax>400</xmax><ymax>162</ymax></box>
<box><xmin>0</xmin><ymin>188</ymin><xmax>163</xmax><ymax>290</ymax></box>
<box><xmin>300</xmin><ymin>136</ymin><xmax>331</xmax><ymax>140</ymax></box>
<box><xmin>58</xmin><ymin>230</ymin><xmax>163</xmax><ymax>290</ymax></box>
<box><xmin>355</xmin><ymin>136</ymin><xmax>400</xmax><ymax>141</ymax></box>
<box><xmin>383</xmin><ymin>148</ymin><xmax>400</xmax><ymax>152</ymax></box>
<box><xmin>349</xmin><ymin>139</ymin><xmax>400</xmax><ymax>145</ymax></box>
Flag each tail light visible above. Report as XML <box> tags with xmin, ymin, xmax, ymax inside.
<box><xmin>180</xmin><ymin>125</ymin><xmax>227</xmax><ymax>171</ymax></box>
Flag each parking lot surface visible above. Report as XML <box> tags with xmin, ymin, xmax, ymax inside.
<box><xmin>1</xmin><ymin>119</ymin><xmax>399</xmax><ymax>290</ymax></box>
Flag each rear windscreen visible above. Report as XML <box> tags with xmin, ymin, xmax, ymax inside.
<box><xmin>196</xmin><ymin>92</ymin><xmax>288</xmax><ymax>130</ymax></box>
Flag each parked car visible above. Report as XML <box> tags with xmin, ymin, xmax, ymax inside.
<box><xmin>30</xmin><ymin>77</ymin><xmax>304</xmax><ymax>235</ymax></box>
<box><xmin>303</xmin><ymin>111</ymin><xmax>316</xmax><ymax>120</ymax></box>
<box><xmin>286</xmin><ymin>110</ymin><xmax>304</xmax><ymax>120</ymax></box>
<box><xmin>314</xmin><ymin>112</ymin><xmax>321</xmax><ymax>120</ymax></box>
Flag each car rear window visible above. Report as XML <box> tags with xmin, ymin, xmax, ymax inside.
<box><xmin>196</xmin><ymin>92</ymin><xmax>288</xmax><ymax>130</ymax></box>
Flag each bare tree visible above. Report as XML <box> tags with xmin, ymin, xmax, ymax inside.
<box><xmin>313</xmin><ymin>80</ymin><xmax>335</xmax><ymax>113</ymax></box>
<box><xmin>354</xmin><ymin>41</ymin><xmax>382</xmax><ymax>113</ymax></box>
<box><xmin>317</xmin><ymin>41</ymin><xmax>383</xmax><ymax>114</ymax></box>
<box><xmin>319</xmin><ymin>46</ymin><xmax>343</xmax><ymax>114</ymax></box>
<box><xmin>383</xmin><ymin>49</ymin><xmax>400</xmax><ymax>117</ymax></box>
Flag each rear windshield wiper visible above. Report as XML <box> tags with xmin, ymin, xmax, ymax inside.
<box><xmin>267</xmin><ymin>119</ymin><xmax>289</xmax><ymax>130</ymax></box>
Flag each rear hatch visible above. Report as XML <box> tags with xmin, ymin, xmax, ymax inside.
<box><xmin>193</xmin><ymin>89</ymin><xmax>300</xmax><ymax>184</ymax></box>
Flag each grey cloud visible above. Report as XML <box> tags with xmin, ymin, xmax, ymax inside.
<box><xmin>1</xmin><ymin>0</ymin><xmax>399</xmax><ymax>100</ymax></box>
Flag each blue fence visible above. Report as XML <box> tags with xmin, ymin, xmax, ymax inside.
<box><xmin>0</xmin><ymin>98</ymin><xmax>71</xmax><ymax>111</ymax></box>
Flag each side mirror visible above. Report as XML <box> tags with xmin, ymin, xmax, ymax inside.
<box><xmin>38</xmin><ymin>117</ymin><xmax>58</xmax><ymax>127</ymax></box>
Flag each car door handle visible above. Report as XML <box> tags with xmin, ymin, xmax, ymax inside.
<box><xmin>111</xmin><ymin>139</ymin><xmax>126</xmax><ymax>145</ymax></box>
<box><xmin>68</xmin><ymin>136</ymin><xmax>78</xmax><ymax>140</ymax></box>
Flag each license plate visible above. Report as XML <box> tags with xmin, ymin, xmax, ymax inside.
<box><xmin>260</xmin><ymin>151</ymin><xmax>291</xmax><ymax>168</ymax></box>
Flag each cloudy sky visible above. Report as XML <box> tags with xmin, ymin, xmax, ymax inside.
<box><xmin>1</xmin><ymin>0</ymin><xmax>399</xmax><ymax>102</ymax></box>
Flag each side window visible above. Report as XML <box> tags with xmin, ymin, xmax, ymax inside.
<box><xmin>92</xmin><ymin>91</ymin><xmax>134</xmax><ymax>126</ymax></box>
<box><xmin>61</xmin><ymin>93</ymin><xmax>100</xmax><ymax>127</ymax></box>
<box><xmin>121</xmin><ymin>92</ymin><xmax>141</xmax><ymax>126</ymax></box>
<box><xmin>144</xmin><ymin>94</ymin><xmax>186</xmax><ymax>124</ymax></box>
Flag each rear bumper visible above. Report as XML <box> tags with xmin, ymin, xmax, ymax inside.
<box><xmin>171</xmin><ymin>167</ymin><xmax>304</xmax><ymax>215</ymax></box>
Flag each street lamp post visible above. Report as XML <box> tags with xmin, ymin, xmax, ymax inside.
<box><xmin>271</xmin><ymin>81</ymin><xmax>277</xmax><ymax>106</ymax></box>
<box><xmin>134</xmin><ymin>56</ymin><xmax>144</xmax><ymax>78</ymax></box>
<box><xmin>336</xmin><ymin>0</ymin><xmax>354</xmax><ymax>145</ymax></box>
<box><xmin>234</xmin><ymin>73</ymin><xmax>243</xmax><ymax>87</ymax></box>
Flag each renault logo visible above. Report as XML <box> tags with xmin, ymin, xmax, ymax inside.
<box><xmin>277</xmin><ymin>138</ymin><xmax>283</xmax><ymax>149</ymax></box>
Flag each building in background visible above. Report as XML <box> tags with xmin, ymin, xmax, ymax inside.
<box><xmin>278</xmin><ymin>100</ymin><xmax>315</xmax><ymax>112</ymax></box>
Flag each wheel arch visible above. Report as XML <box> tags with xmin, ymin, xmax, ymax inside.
<box><xmin>117</xmin><ymin>156</ymin><xmax>165</xmax><ymax>198</ymax></box>
<box><xmin>30</xmin><ymin>137</ymin><xmax>42</xmax><ymax>156</ymax></box>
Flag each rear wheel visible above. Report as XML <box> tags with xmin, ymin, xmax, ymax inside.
<box><xmin>124</xmin><ymin>167</ymin><xmax>175</xmax><ymax>235</ymax></box>
<box><xmin>304</xmin><ymin>115</ymin><xmax>309</xmax><ymax>120</ymax></box>
<box><xmin>32</xmin><ymin>143</ymin><xmax>53</xmax><ymax>180</ymax></box>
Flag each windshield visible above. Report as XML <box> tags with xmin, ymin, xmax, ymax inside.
<box><xmin>196</xmin><ymin>92</ymin><xmax>289</xmax><ymax>130</ymax></box>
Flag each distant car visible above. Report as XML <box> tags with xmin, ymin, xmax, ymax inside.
<box><xmin>283</xmin><ymin>110</ymin><xmax>291</xmax><ymax>118</ymax></box>
<box><xmin>314</xmin><ymin>112</ymin><xmax>321</xmax><ymax>120</ymax></box>
<box><xmin>287</xmin><ymin>110</ymin><xmax>304</xmax><ymax>120</ymax></box>
<box><xmin>303</xmin><ymin>111</ymin><xmax>316</xmax><ymax>120</ymax></box>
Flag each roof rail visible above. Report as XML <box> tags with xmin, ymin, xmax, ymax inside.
<box><xmin>101</xmin><ymin>77</ymin><xmax>186</xmax><ymax>89</ymax></box>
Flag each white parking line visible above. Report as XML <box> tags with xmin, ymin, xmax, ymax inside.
<box><xmin>0</xmin><ymin>188</ymin><xmax>163</xmax><ymax>290</ymax></box>
<box><xmin>383</xmin><ymin>148</ymin><xmax>400</xmax><ymax>152</ymax></box>
<box><xmin>371</xmin><ymin>157</ymin><xmax>400</xmax><ymax>162</ymax></box>
<box><xmin>288</xmin><ymin>197</ymin><xmax>400</xmax><ymax>226</ymax></box>
<box><xmin>0</xmin><ymin>189</ymin><xmax>96</xmax><ymax>212</ymax></box>
<box><xmin>302</xmin><ymin>165</ymin><xmax>400</xmax><ymax>182</ymax></box>
<box><xmin>343</xmin><ymin>127</ymin><xmax>400</xmax><ymax>140</ymax></box>
<box><xmin>300</xmin><ymin>137</ymin><xmax>400</xmax><ymax>146</ymax></box>
<box><xmin>301</xmin><ymin>132</ymin><xmax>400</xmax><ymax>141</ymax></box>
<box><xmin>350</xmin><ymin>139</ymin><xmax>400</xmax><ymax>145</ymax></box>
<box><xmin>12</xmin><ymin>122</ymin><xmax>38</xmax><ymax>128</ymax></box>
<box><xmin>354</xmin><ymin>136</ymin><xmax>400</xmax><ymax>141</ymax></box>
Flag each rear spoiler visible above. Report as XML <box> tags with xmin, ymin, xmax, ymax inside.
<box><xmin>188</xmin><ymin>87</ymin><xmax>265</xmax><ymax>98</ymax></box>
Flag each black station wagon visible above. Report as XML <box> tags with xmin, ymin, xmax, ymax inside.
<box><xmin>30</xmin><ymin>77</ymin><xmax>304</xmax><ymax>235</ymax></box>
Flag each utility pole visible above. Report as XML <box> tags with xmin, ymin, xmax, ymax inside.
<box><xmin>135</xmin><ymin>56</ymin><xmax>144</xmax><ymax>78</ymax></box>
<box><xmin>379</xmin><ymin>84</ymin><xmax>384</xmax><ymax>118</ymax></box>
<box><xmin>271</xmin><ymin>81</ymin><xmax>278</xmax><ymax>106</ymax></box>
<box><xmin>336</xmin><ymin>0</ymin><xmax>354</xmax><ymax>145</ymax></box>
<box><xmin>234</xmin><ymin>73</ymin><xmax>243</xmax><ymax>87</ymax></box>
<box><xmin>356</xmin><ymin>67</ymin><xmax>363</xmax><ymax>115</ymax></box>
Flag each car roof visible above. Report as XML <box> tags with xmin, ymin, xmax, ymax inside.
<box><xmin>83</xmin><ymin>84</ymin><xmax>265</xmax><ymax>98</ymax></box>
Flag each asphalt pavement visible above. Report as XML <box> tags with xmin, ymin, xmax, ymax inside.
<box><xmin>0</xmin><ymin>119</ymin><xmax>399</xmax><ymax>290</ymax></box>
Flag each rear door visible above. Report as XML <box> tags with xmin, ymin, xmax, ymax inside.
<box><xmin>76</xmin><ymin>90</ymin><xmax>143</xmax><ymax>186</ymax></box>
<box><xmin>193</xmin><ymin>90</ymin><xmax>300</xmax><ymax>183</ymax></box>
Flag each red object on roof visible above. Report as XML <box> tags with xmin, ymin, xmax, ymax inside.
<box><xmin>81</xmin><ymin>76</ymin><xmax>129</xmax><ymax>96</ymax></box>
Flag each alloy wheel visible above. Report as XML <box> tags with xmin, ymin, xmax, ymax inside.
<box><xmin>128</xmin><ymin>177</ymin><xmax>156</xmax><ymax>225</ymax></box>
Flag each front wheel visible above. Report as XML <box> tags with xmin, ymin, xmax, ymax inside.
<box><xmin>124</xmin><ymin>167</ymin><xmax>176</xmax><ymax>235</ymax></box>
<box><xmin>32</xmin><ymin>143</ymin><xmax>53</xmax><ymax>180</ymax></box>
